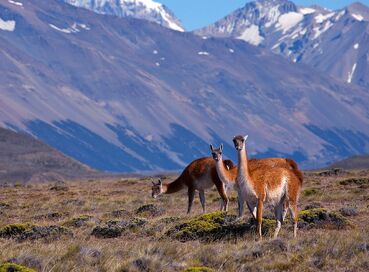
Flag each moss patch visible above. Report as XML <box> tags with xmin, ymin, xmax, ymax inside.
<box><xmin>302</xmin><ymin>188</ymin><xmax>321</xmax><ymax>197</ymax></box>
<box><xmin>0</xmin><ymin>262</ymin><xmax>36</xmax><ymax>272</ymax></box>
<box><xmin>339</xmin><ymin>178</ymin><xmax>369</xmax><ymax>186</ymax></box>
<box><xmin>0</xmin><ymin>223</ymin><xmax>72</xmax><ymax>241</ymax></box>
<box><xmin>91</xmin><ymin>218</ymin><xmax>147</xmax><ymax>239</ymax></box>
<box><xmin>63</xmin><ymin>215</ymin><xmax>92</xmax><ymax>228</ymax></box>
<box><xmin>136</xmin><ymin>204</ymin><xmax>164</xmax><ymax>217</ymax></box>
<box><xmin>298</xmin><ymin>208</ymin><xmax>349</xmax><ymax>229</ymax></box>
<box><xmin>167</xmin><ymin>211</ymin><xmax>275</xmax><ymax>242</ymax></box>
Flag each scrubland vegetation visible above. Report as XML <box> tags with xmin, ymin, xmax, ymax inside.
<box><xmin>0</xmin><ymin>170</ymin><xmax>368</xmax><ymax>271</ymax></box>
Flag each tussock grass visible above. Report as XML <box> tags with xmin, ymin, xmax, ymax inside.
<box><xmin>0</xmin><ymin>171</ymin><xmax>368</xmax><ymax>271</ymax></box>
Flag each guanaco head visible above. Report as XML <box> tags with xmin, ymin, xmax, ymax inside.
<box><xmin>210</xmin><ymin>144</ymin><xmax>223</xmax><ymax>162</ymax></box>
<box><xmin>151</xmin><ymin>179</ymin><xmax>163</xmax><ymax>199</ymax></box>
<box><xmin>233</xmin><ymin>135</ymin><xmax>248</xmax><ymax>151</ymax></box>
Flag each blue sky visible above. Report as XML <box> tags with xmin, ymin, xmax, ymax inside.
<box><xmin>158</xmin><ymin>0</ymin><xmax>369</xmax><ymax>30</ymax></box>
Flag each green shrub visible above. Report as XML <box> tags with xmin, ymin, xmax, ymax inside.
<box><xmin>0</xmin><ymin>262</ymin><xmax>36</xmax><ymax>272</ymax></box>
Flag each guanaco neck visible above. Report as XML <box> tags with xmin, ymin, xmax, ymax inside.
<box><xmin>162</xmin><ymin>176</ymin><xmax>185</xmax><ymax>194</ymax></box>
<box><xmin>215</xmin><ymin>158</ymin><xmax>235</xmax><ymax>183</ymax></box>
<box><xmin>237</xmin><ymin>148</ymin><xmax>252</xmax><ymax>186</ymax></box>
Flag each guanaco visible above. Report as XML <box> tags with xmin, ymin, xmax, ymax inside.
<box><xmin>210</xmin><ymin>144</ymin><xmax>302</xmax><ymax>218</ymax></box>
<box><xmin>232</xmin><ymin>135</ymin><xmax>303</xmax><ymax>238</ymax></box>
<box><xmin>151</xmin><ymin>157</ymin><xmax>234</xmax><ymax>214</ymax></box>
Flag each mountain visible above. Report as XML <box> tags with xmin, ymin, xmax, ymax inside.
<box><xmin>195</xmin><ymin>0</ymin><xmax>369</xmax><ymax>88</ymax></box>
<box><xmin>0</xmin><ymin>127</ymin><xmax>95</xmax><ymax>183</ymax></box>
<box><xmin>64</xmin><ymin>0</ymin><xmax>184</xmax><ymax>32</ymax></box>
<box><xmin>328</xmin><ymin>155</ymin><xmax>369</xmax><ymax>170</ymax></box>
<box><xmin>1</xmin><ymin>0</ymin><xmax>369</xmax><ymax>172</ymax></box>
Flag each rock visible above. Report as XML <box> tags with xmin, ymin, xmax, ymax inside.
<box><xmin>136</xmin><ymin>204</ymin><xmax>164</xmax><ymax>217</ymax></box>
<box><xmin>0</xmin><ymin>202</ymin><xmax>10</xmax><ymax>209</ymax></box>
<box><xmin>338</xmin><ymin>208</ymin><xmax>358</xmax><ymax>217</ymax></box>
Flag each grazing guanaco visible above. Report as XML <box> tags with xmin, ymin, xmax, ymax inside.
<box><xmin>232</xmin><ymin>135</ymin><xmax>303</xmax><ymax>238</ymax></box>
<box><xmin>210</xmin><ymin>144</ymin><xmax>302</xmax><ymax>218</ymax></box>
<box><xmin>151</xmin><ymin>157</ymin><xmax>234</xmax><ymax>214</ymax></box>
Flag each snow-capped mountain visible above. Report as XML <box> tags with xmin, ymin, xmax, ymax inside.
<box><xmin>195</xmin><ymin>0</ymin><xmax>369</xmax><ymax>88</ymax></box>
<box><xmin>64</xmin><ymin>0</ymin><xmax>184</xmax><ymax>31</ymax></box>
<box><xmin>1</xmin><ymin>0</ymin><xmax>369</xmax><ymax>172</ymax></box>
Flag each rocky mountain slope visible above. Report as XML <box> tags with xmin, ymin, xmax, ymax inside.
<box><xmin>0</xmin><ymin>127</ymin><xmax>94</xmax><ymax>183</ymax></box>
<box><xmin>195</xmin><ymin>0</ymin><xmax>369</xmax><ymax>88</ymax></box>
<box><xmin>1</xmin><ymin>0</ymin><xmax>369</xmax><ymax>171</ymax></box>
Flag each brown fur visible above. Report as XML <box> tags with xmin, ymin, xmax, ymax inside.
<box><xmin>233</xmin><ymin>135</ymin><xmax>302</xmax><ymax>238</ymax></box>
<box><xmin>151</xmin><ymin>157</ymin><xmax>230</xmax><ymax>214</ymax></box>
<box><xmin>210</xmin><ymin>144</ymin><xmax>303</xmax><ymax>217</ymax></box>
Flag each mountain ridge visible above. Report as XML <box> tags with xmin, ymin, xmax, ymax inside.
<box><xmin>1</xmin><ymin>0</ymin><xmax>369</xmax><ymax>172</ymax></box>
<box><xmin>195</xmin><ymin>0</ymin><xmax>369</xmax><ymax>88</ymax></box>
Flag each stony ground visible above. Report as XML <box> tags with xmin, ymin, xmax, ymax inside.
<box><xmin>0</xmin><ymin>169</ymin><xmax>368</xmax><ymax>272</ymax></box>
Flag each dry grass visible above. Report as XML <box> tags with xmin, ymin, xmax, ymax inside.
<box><xmin>0</xmin><ymin>171</ymin><xmax>368</xmax><ymax>271</ymax></box>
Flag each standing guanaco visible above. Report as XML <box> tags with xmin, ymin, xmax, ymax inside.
<box><xmin>210</xmin><ymin>144</ymin><xmax>302</xmax><ymax>219</ymax></box>
<box><xmin>151</xmin><ymin>157</ymin><xmax>234</xmax><ymax>214</ymax></box>
<box><xmin>232</xmin><ymin>135</ymin><xmax>302</xmax><ymax>238</ymax></box>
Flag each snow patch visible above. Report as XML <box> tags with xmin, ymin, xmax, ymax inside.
<box><xmin>155</xmin><ymin>62</ymin><xmax>160</xmax><ymax>66</ymax></box>
<box><xmin>49</xmin><ymin>22</ymin><xmax>90</xmax><ymax>34</ymax></box>
<box><xmin>229</xmin><ymin>48</ymin><xmax>234</xmax><ymax>53</ymax></box>
<box><xmin>153</xmin><ymin>50</ymin><xmax>158</xmax><ymax>54</ymax></box>
<box><xmin>347</xmin><ymin>63</ymin><xmax>357</xmax><ymax>83</ymax></box>
<box><xmin>335</xmin><ymin>10</ymin><xmax>346</xmax><ymax>21</ymax></box>
<box><xmin>202</xmin><ymin>36</ymin><xmax>208</xmax><ymax>40</ymax></box>
<box><xmin>315</xmin><ymin>12</ymin><xmax>335</xmax><ymax>23</ymax></box>
<box><xmin>8</xmin><ymin>0</ymin><xmax>23</xmax><ymax>6</ymax></box>
<box><xmin>237</xmin><ymin>24</ymin><xmax>264</xmax><ymax>46</ymax></box>
<box><xmin>198</xmin><ymin>51</ymin><xmax>209</xmax><ymax>56</ymax></box>
<box><xmin>313</xmin><ymin>20</ymin><xmax>333</xmax><ymax>39</ymax></box>
<box><xmin>276</xmin><ymin>12</ymin><xmax>303</xmax><ymax>34</ymax></box>
<box><xmin>354</xmin><ymin>43</ymin><xmax>359</xmax><ymax>49</ymax></box>
<box><xmin>299</xmin><ymin>7</ymin><xmax>316</xmax><ymax>15</ymax></box>
<box><xmin>0</xmin><ymin>17</ymin><xmax>16</xmax><ymax>31</ymax></box>
<box><xmin>351</xmin><ymin>13</ymin><xmax>363</xmax><ymax>21</ymax></box>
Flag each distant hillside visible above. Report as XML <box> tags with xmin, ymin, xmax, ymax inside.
<box><xmin>328</xmin><ymin>155</ymin><xmax>369</xmax><ymax>170</ymax></box>
<box><xmin>0</xmin><ymin>127</ymin><xmax>96</xmax><ymax>183</ymax></box>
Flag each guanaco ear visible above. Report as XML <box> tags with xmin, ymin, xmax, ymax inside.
<box><xmin>209</xmin><ymin>144</ymin><xmax>214</xmax><ymax>151</ymax></box>
<box><xmin>244</xmin><ymin>135</ymin><xmax>249</xmax><ymax>142</ymax></box>
<box><xmin>152</xmin><ymin>181</ymin><xmax>156</xmax><ymax>186</ymax></box>
<box><xmin>220</xmin><ymin>144</ymin><xmax>223</xmax><ymax>152</ymax></box>
<box><xmin>158</xmin><ymin>178</ymin><xmax>162</xmax><ymax>185</ymax></box>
